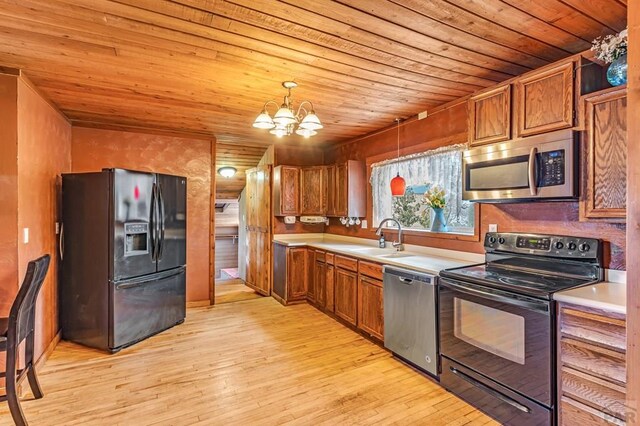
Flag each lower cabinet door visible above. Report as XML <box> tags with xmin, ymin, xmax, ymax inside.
<box><xmin>334</xmin><ymin>267</ymin><xmax>357</xmax><ymax>325</ymax></box>
<box><xmin>357</xmin><ymin>276</ymin><xmax>383</xmax><ymax>340</ymax></box>
<box><xmin>287</xmin><ymin>247</ymin><xmax>307</xmax><ymax>301</ymax></box>
<box><xmin>315</xmin><ymin>260</ymin><xmax>326</xmax><ymax>307</ymax></box>
<box><xmin>326</xmin><ymin>263</ymin><xmax>335</xmax><ymax>313</ymax></box>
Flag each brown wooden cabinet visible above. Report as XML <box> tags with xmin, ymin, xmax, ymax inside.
<box><xmin>515</xmin><ymin>60</ymin><xmax>575</xmax><ymax>137</ymax></box>
<box><xmin>334</xmin><ymin>257</ymin><xmax>358</xmax><ymax>326</ymax></box>
<box><xmin>300</xmin><ymin>166</ymin><xmax>326</xmax><ymax>215</ymax></box>
<box><xmin>357</xmin><ymin>275</ymin><xmax>383</xmax><ymax>341</ymax></box>
<box><xmin>272</xmin><ymin>243</ymin><xmax>307</xmax><ymax>305</ymax></box>
<box><xmin>580</xmin><ymin>87</ymin><xmax>627</xmax><ymax>222</ymax></box>
<box><xmin>245</xmin><ymin>165</ymin><xmax>271</xmax><ymax>296</ymax></box>
<box><xmin>469</xmin><ymin>84</ymin><xmax>511</xmax><ymax>146</ymax></box>
<box><xmin>311</xmin><ymin>250</ymin><xmax>326</xmax><ymax>306</ymax></box>
<box><xmin>325</xmin><ymin>261</ymin><xmax>335</xmax><ymax>313</ymax></box>
<box><xmin>558</xmin><ymin>303</ymin><xmax>627</xmax><ymax>425</ymax></box>
<box><xmin>273</xmin><ymin>165</ymin><xmax>300</xmax><ymax>216</ymax></box>
<box><xmin>327</xmin><ymin>160</ymin><xmax>366</xmax><ymax>218</ymax></box>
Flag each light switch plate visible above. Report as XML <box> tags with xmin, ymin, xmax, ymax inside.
<box><xmin>55</xmin><ymin>222</ymin><xmax>60</xmax><ymax>235</ymax></box>
<box><xmin>488</xmin><ymin>224</ymin><xmax>498</xmax><ymax>232</ymax></box>
<box><xmin>361</xmin><ymin>220</ymin><xmax>368</xmax><ymax>229</ymax></box>
<box><xmin>23</xmin><ymin>228</ymin><xmax>29</xmax><ymax>244</ymax></box>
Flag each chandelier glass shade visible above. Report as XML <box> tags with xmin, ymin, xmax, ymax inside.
<box><xmin>252</xmin><ymin>81</ymin><xmax>323</xmax><ymax>138</ymax></box>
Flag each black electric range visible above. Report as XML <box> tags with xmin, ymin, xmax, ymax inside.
<box><xmin>438</xmin><ymin>232</ymin><xmax>603</xmax><ymax>426</ymax></box>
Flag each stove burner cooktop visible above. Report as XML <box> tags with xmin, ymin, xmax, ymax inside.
<box><xmin>440</xmin><ymin>263</ymin><xmax>594</xmax><ymax>299</ymax></box>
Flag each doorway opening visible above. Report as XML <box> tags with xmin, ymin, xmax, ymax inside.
<box><xmin>214</xmin><ymin>197</ymin><xmax>261</xmax><ymax>304</ymax></box>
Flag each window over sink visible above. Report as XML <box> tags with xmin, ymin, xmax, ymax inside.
<box><xmin>370</xmin><ymin>144</ymin><xmax>475</xmax><ymax>235</ymax></box>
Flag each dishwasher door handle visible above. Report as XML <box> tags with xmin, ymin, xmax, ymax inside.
<box><xmin>398</xmin><ymin>277</ymin><xmax>414</xmax><ymax>284</ymax></box>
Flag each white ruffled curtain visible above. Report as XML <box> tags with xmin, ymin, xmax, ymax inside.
<box><xmin>370</xmin><ymin>144</ymin><xmax>474</xmax><ymax>232</ymax></box>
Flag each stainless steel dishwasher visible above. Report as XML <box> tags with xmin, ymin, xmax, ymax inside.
<box><xmin>383</xmin><ymin>266</ymin><xmax>438</xmax><ymax>377</ymax></box>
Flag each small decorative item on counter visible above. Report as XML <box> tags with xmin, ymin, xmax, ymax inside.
<box><xmin>423</xmin><ymin>185</ymin><xmax>448</xmax><ymax>233</ymax></box>
<box><xmin>591</xmin><ymin>27</ymin><xmax>628</xmax><ymax>86</ymax></box>
<box><xmin>379</xmin><ymin>233</ymin><xmax>386</xmax><ymax>248</ymax></box>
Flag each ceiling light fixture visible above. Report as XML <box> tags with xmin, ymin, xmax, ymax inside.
<box><xmin>252</xmin><ymin>81</ymin><xmax>323</xmax><ymax>138</ymax></box>
<box><xmin>390</xmin><ymin>118</ymin><xmax>406</xmax><ymax>197</ymax></box>
<box><xmin>218</xmin><ymin>166</ymin><xmax>237</xmax><ymax>178</ymax></box>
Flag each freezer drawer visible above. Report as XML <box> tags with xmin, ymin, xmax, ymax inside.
<box><xmin>110</xmin><ymin>267</ymin><xmax>186</xmax><ymax>351</ymax></box>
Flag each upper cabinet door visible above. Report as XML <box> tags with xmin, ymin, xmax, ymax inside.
<box><xmin>581</xmin><ymin>87</ymin><xmax>627</xmax><ymax>221</ymax></box>
<box><xmin>515</xmin><ymin>61</ymin><xmax>575</xmax><ymax>137</ymax></box>
<box><xmin>469</xmin><ymin>84</ymin><xmax>511</xmax><ymax>146</ymax></box>
<box><xmin>300</xmin><ymin>166</ymin><xmax>326</xmax><ymax>215</ymax></box>
<box><xmin>273</xmin><ymin>165</ymin><xmax>300</xmax><ymax>216</ymax></box>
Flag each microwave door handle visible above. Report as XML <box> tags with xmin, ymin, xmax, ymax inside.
<box><xmin>528</xmin><ymin>147</ymin><xmax>538</xmax><ymax>196</ymax></box>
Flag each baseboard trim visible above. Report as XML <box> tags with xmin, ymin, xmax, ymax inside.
<box><xmin>187</xmin><ymin>300</ymin><xmax>211</xmax><ymax>308</ymax></box>
<box><xmin>35</xmin><ymin>330</ymin><xmax>61</xmax><ymax>371</ymax></box>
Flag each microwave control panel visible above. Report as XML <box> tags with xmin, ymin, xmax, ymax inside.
<box><xmin>539</xmin><ymin>150</ymin><xmax>565</xmax><ymax>187</ymax></box>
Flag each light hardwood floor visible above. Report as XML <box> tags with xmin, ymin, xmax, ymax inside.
<box><xmin>214</xmin><ymin>279</ymin><xmax>263</xmax><ymax>305</ymax></box>
<box><xmin>0</xmin><ymin>298</ymin><xmax>498</xmax><ymax>425</ymax></box>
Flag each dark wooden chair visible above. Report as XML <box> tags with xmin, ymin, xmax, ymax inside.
<box><xmin>0</xmin><ymin>254</ymin><xmax>51</xmax><ymax>426</ymax></box>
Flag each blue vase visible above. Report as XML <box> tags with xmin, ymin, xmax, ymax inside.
<box><xmin>431</xmin><ymin>208</ymin><xmax>448</xmax><ymax>233</ymax></box>
<box><xmin>607</xmin><ymin>54</ymin><xmax>627</xmax><ymax>87</ymax></box>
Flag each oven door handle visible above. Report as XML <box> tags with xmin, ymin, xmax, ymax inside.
<box><xmin>449</xmin><ymin>366</ymin><xmax>531</xmax><ymax>413</ymax></box>
<box><xmin>439</xmin><ymin>279</ymin><xmax>549</xmax><ymax>314</ymax></box>
<box><xmin>528</xmin><ymin>147</ymin><xmax>538</xmax><ymax>196</ymax></box>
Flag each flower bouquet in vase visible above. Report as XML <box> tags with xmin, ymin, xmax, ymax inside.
<box><xmin>591</xmin><ymin>28</ymin><xmax>628</xmax><ymax>86</ymax></box>
<box><xmin>423</xmin><ymin>185</ymin><xmax>448</xmax><ymax>233</ymax></box>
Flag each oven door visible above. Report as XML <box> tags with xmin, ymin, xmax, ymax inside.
<box><xmin>462</xmin><ymin>129</ymin><xmax>577</xmax><ymax>202</ymax></box>
<box><xmin>439</xmin><ymin>277</ymin><xmax>553</xmax><ymax>406</ymax></box>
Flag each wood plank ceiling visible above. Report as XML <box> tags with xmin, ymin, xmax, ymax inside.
<box><xmin>216</xmin><ymin>143</ymin><xmax>267</xmax><ymax>200</ymax></box>
<box><xmin>0</xmin><ymin>0</ymin><xmax>627</xmax><ymax>199</ymax></box>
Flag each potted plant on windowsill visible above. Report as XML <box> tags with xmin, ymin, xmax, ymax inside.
<box><xmin>423</xmin><ymin>185</ymin><xmax>448</xmax><ymax>233</ymax></box>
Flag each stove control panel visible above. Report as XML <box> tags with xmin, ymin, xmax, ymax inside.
<box><xmin>484</xmin><ymin>232</ymin><xmax>601</xmax><ymax>260</ymax></box>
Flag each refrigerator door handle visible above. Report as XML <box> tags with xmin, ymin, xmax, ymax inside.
<box><xmin>158</xmin><ymin>183</ymin><xmax>166</xmax><ymax>260</ymax></box>
<box><xmin>114</xmin><ymin>266</ymin><xmax>186</xmax><ymax>290</ymax></box>
<box><xmin>58</xmin><ymin>223</ymin><xmax>65</xmax><ymax>260</ymax></box>
<box><xmin>150</xmin><ymin>183</ymin><xmax>158</xmax><ymax>261</ymax></box>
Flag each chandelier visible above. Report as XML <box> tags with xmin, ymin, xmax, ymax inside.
<box><xmin>252</xmin><ymin>81</ymin><xmax>323</xmax><ymax>138</ymax></box>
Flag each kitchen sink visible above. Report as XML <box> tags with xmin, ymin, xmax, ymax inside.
<box><xmin>380</xmin><ymin>252</ymin><xmax>415</xmax><ymax>259</ymax></box>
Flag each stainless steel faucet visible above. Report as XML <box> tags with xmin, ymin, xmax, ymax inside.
<box><xmin>375</xmin><ymin>218</ymin><xmax>404</xmax><ymax>251</ymax></box>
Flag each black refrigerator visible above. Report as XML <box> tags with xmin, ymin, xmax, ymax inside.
<box><xmin>61</xmin><ymin>168</ymin><xmax>187</xmax><ymax>352</ymax></box>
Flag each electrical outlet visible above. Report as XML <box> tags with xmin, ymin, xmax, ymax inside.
<box><xmin>361</xmin><ymin>219</ymin><xmax>368</xmax><ymax>229</ymax></box>
<box><xmin>23</xmin><ymin>228</ymin><xmax>29</xmax><ymax>244</ymax></box>
<box><xmin>488</xmin><ymin>224</ymin><xmax>498</xmax><ymax>233</ymax></box>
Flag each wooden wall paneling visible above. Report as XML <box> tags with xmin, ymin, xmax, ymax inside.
<box><xmin>515</xmin><ymin>60</ymin><xmax>575</xmax><ymax>137</ymax></box>
<box><xmin>469</xmin><ymin>84</ymin><xmax>511</xmax><ymax>146</ymax></box>
<box><xmin>626</xmin><ymin>3</ymin><xmax>640</xmax><ymax>423</ymax></box>
<box><xmin>210</xmin><ymin>139</ymin><xmax>216</xmax><ymax>304</ymax></box>
<box><xmin>581</xmin><ymin>87</ymin><xmax>627</xmax><ymax>221</ymax></box>
<box><xmin>0</xmin><ymin>0</ymin><xmax>626</xmax><ymax>144</ymax></box>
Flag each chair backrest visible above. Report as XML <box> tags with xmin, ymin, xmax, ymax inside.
<box><xmin>8</xmin><ymin>254</ymin><xmax>51</xmax><ymax>345</ymax></box>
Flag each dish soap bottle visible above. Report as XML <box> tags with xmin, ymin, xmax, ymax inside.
<box><xmin>378</xmin><ymin>233</ymin><xmax>386</xmax><ymax>248</ymax></box>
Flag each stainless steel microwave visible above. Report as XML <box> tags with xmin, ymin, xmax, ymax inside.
<box><xmin>462</xmin><ymin>129</ymin><xmax>578</xmax><ymax>202</ymax></box>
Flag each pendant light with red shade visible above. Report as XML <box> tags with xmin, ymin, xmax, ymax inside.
<box><xmin>390</xmin><ymin>118</ymin><xmax>406</xmax><ymax>196</ymax></box>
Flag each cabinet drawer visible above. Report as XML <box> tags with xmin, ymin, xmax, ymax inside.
<box><xmin>562</xmin><ymin>367</ymin><xmax>626</xmax><ymax>421</ymax></box>
<box><xmin>326</xmin><ymin>253</ymin><xmax>335</xmax><ymax>265</ymax></box>
<box><xmin>560</xmin><ymin>306</ymin><xmax>626</xmax><ymax>352</ymax></box>
<box><xmin>561</xmin><ymin>396</ymin><xmax>625</xmax><ymax>426</ymax></box>
<box><xmin>335</xmin><ymin>255</ymin><xmax>358</xmax><ymax>272</ymax></box>
<box><xmin>561</xmin><ymin>337</ymin><xmax>626</xmax><ymax>385</ymax></box>
<box><xmin>314</xmin><ymin>250</ymin><xmax>326</xmax><ymax>263</ymax></box>
<box><xmin>358</xmin><ymin>260</ymin><xmax>383</xmax><ymax>281</ymax></box>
